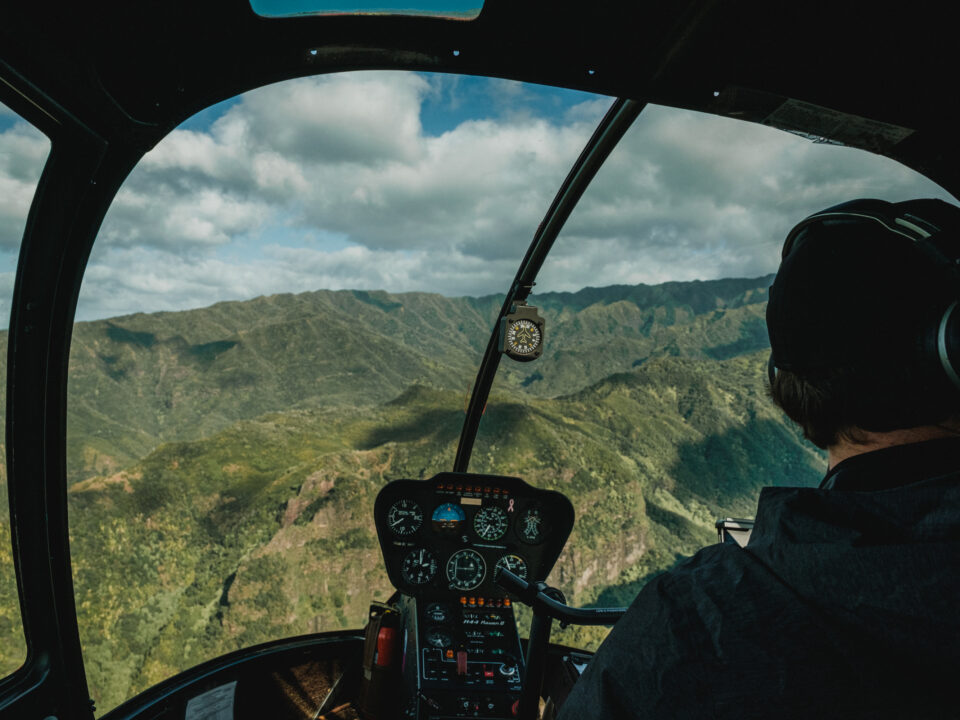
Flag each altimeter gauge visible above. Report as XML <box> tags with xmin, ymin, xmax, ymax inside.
<box><xmin>446</xmin><ymin>549</ymin><xmax>486</xmax><ymax>591</ymax></box>
<box><xmin>402</xmin><ymin>548</ymin><xmax>439</xmax><ymax>585</ymax></box>
<box><xmin>495</xmin><ymin>554</ymin><xmax>528</xmax><ymax>581</ymax></box>
<box><xmin>473</xmin><ymin>505</ymin><xmax>509</xmax><ymax>541</ymax></box>
<box><xmin>499</xmin><ymin>301</ymin><xmax>545</xmax><ymax>362</ymax></box>
<box><xmin>388</xmin><ymin>499</ymin><xmax>424</xmax><ymax>536</ymax></box>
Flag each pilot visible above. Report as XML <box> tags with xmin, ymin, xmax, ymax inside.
<box><xmin>556</xmin><ymin>198</ymin><xmax>960</xmax><ymax>719</ymax></box>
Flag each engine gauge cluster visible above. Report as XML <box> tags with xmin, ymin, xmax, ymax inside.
<box><xmin>373</xmin><ymin>472</ymin><xmax>574</xmax><ymax>598</ymax></box>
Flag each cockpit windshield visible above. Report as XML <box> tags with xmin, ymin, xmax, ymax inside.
<box><xmin>33</xmin><ymin>70</ymin><xmax>949</xmax><ymax>715</ymax></box>
<box><xmin>467</xmin><ymin>102</ymin><xmax>952</xmax><ymax>650</ymax></box>
<box><xmin>63</xmin><ymin>72</ymin><xmax>610</xmax><ymax>714</ymax></box>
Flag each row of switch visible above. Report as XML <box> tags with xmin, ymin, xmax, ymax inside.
<box><xmin>460</xmin><ymin>595</ymin><xmax>512</xmax><ymax>607</ymax></box>
<box><xmin>436</xmin><ymin>482</ymin><xmax>512</xmax><ymax>496</ymax></box>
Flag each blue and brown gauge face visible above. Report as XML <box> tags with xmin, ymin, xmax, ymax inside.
<box><xmin>473</xmin><ymin>505</ymin><xmax>509</xmax><ymax>541</ymax></box>
<box><xmin>387</xmin><ymin>499</ymin><xmax>423</xmax><ymax>536</ymax></box>
<box><xmin>495</xmin><ymin>554</ymin><xmax>528</xmax><ymax>581</ymax></box>
<box><xmin>432</xmin><ymin>502</ymin><xmax>466</xmax><ymax>533</ymax></box>
<box><xmin>401</xmin><ymin>547</ymin><xmax>439</xmax><ymax>585</ymax></box>
<box><xmin>505</xmin><ymin>318</ymin><xmax>542</xmax><ymax>356</ymax></box>
<box><xmin>446</xmin><ymin>549</ymin><xmax>486</xmax><ymax>590</ymax></box>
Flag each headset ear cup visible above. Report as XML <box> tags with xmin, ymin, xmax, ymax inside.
<box><xmin>767</xmin><ymin>352</ymin><xmax>778</xmax><ymax>388</ymax></box>
<box><xmin>937</xmin><ymin>301</ymin><xmax>960</xmax><ymax>392</ymax></box>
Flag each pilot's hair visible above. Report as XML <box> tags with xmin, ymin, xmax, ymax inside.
<box><xmin>769</xmin><ymin>364</ymin><xmax>958</xmax><ymax>450</ymax></box>
<box><xmin>766</xmin><ymin>198</ymin><xmax>960</xmax><ymax>449</ymax></box>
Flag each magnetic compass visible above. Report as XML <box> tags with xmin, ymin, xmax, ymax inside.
<box><xmin>505</xmin><ymin>319</ymin><xmax>542</xmax><ymax>355</ymax></box>
<box><xmin>499</xmin><ymin>301</ymin><xmax>545</xmax><ymax>362</ymax></box>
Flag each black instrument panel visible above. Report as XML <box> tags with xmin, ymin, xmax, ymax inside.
<box><xmin>374</xmin><ymin>472</ymin><xmax>574</xmax><ymax>598</ymax></box>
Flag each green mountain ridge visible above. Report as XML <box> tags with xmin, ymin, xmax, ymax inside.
<box><xmin>2</xmin><ymin>276</ymin><xmax>776</xmax><ymax>483</ymax></box>
<box><xmin>1</xmin><ymin>274</ymin><xmax>817</xmax><ymax>713</ymax></box>
<box><xmin>62</xmin><ymin>352</ymin><xmax>819</xmax><ymax>710</ymax></box>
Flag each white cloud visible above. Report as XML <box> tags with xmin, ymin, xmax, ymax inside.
<box><xmin>0</xmin><ymin>123</ymin><xmax>50</xmax><ymax>250</ymax></box>
<box><xmin>74</xmin><ymin>243</ymin><xmax>517</xmax><ymax>321</ymax></box>
<box><xmin>537</xmin><ymin>106</ymin><xmax>953</xmax><ymax>290</ymax></box>
<box><xmin>0</xmin><ymin>71</ymin><xmax>951</xmax><ymax>321</ymax></box>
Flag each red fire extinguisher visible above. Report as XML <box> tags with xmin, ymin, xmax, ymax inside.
<box><xmin>357</xmin><ymin>603</ymin><xmax>402</xmax><ymax>720</ymax></box>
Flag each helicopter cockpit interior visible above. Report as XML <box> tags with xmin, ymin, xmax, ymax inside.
<box><xmin>2</xmin><ymin>3</ymin><xmax>959</xmax><ymax>720</ymax></box>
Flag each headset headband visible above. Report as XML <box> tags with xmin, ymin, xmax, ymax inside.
<box><xmin>769</xmin><ymin>198</ymin><xmax>960</xmax><ymax>390</ymax></box>
<box><xmin>782</xmin><ymin>200</ymin><xmax>945</xmax><ymax>262</ymax></box>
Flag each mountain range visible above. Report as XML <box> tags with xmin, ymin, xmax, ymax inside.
<box><xmin>0</xmin><ymin>273</ymin><xmax>826</xmax><ymax>712</ymax></box>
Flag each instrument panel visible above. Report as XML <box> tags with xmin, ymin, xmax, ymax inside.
<box><xmin>374</xmin><ymin>472</ymin><xmax>574</xmax><ymax>597</ymax></box>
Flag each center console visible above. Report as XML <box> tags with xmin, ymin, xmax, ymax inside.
<box><xmin>372</xmin><ymin>472</ymin><xmax>574</xmax><ymax>719</ymax></box>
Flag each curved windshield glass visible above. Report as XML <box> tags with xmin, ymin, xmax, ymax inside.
<box><xmin>65</xmin><ymin>71</ymin><xmax>612</xmax><ymax>713</ymax></box>
<box><xmin>0</xmin><ymin>100</ymin><xmax>51</xmax><ymax>679</ymax></box>
<box><xmin>471</xmin><ymin>103</ymin><xmax>953</xmax><ymax>650</ymax></box>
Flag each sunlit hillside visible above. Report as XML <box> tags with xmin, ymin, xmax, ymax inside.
<box><xmin>0</xmin><ymin>275</ymin><xmax>825</xmax><ymax>712</ymax></box>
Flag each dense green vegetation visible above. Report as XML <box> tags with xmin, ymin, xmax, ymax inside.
<box><xmin>0</xmin><ymin>275</ymin><xmax>825</xmax><ymax>712</ymax></box>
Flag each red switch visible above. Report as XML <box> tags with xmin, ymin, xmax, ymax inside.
<box><xmin>483</xmin><ymin>664</ymin><xmax>495</xmax><ymax>679</ymax></box>
<box><xmin>512</xmin><ymin>700</ymin><xmax>520</xmax><ymax>717</ymax></box>
<box><xmin>456</xmin><ymin>649</ymin><xmax>468</xmax><ymax>676</ymax></box>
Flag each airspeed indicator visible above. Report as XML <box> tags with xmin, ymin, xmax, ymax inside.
<box><xmin>388</xmin><ymin>499</ymin><xmax>424</xmax><ymax>536</ymax></box>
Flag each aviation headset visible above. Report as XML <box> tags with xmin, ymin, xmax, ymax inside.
<box><xmin>767</xmin><ymin>198</ymin><xmax>960</xmax><ymax>391</ymax></box>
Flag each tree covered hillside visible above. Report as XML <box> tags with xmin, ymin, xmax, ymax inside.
<box><xmin>0</xmin><ymin>275</ymin><xmax>824</xmax><ymax>713</ymax></box>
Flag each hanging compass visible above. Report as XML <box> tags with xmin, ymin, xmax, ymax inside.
<box><xmin>499</xmin><ymin>301</ymin><xmax>545</xmax><ymax>362</ymax></box>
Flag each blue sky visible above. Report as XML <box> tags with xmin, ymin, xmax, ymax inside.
<box><xmin>180</xmin><ymin>74</ymin><xmax>600</xmax><ymax>137</ymax></box>
<box><xmin>0</xmin><ymin>71</ymin><xmax>953</xmax><ymax>324</ymax></box>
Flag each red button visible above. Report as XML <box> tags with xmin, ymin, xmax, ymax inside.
<box><xmin>483</xmin><ymin>666</ymin><xmax>495</xmax><ymax>679</ymax></box>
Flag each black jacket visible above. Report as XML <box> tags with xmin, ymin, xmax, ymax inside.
<box><xmin>557</xmin><ymin>438</ymin><xmax>960</xmax><ymax>719</ymax></box>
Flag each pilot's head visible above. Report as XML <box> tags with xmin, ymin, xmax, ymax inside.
<box><xmin>766</xmin><ymin>198</ymin><xmax>960</xmax><ymax>449</ymax></box>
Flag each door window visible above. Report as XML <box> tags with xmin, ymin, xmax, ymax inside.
<box><xmin>0</xmin><ymin>99</ymin><xmax>52</xmax><ymax>678</ymax></box>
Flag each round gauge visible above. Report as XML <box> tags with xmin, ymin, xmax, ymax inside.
<box><xmin>387</xmin><ymin>499</ymin><xmax>423</xmax><ymax>536</ymax></box>
<box><xmin>425</xmin><ymin>602</ymin><xmax>450</xmax><ymax>624</ymax></box>
<box><xmin>518</xmin><ymin>506</ymin><xmax>547</xmax><ymax>544</ymax></box>
<box><xmin>505</xmin><ymin>318</ymin><xmax>542</xmax><ymax>356</ymax></box>
<box><xmin>495</xmin><ymin>554</ymin><xmax>529</xmax><ymax>581</ymax></box>
<box><xmin>432</xmin><ymin>502</ymin><xmax>466</xmax><ymax>533</ymax></box>
<box><xmin>473</xmin><ymin>505</ymin><xmax>509</xmax><ymax>541</ymax></box>
<box><xmin>426</xmin><ymin>628</ymin><xmax>453</xmax><ymax>649</ymax></box>
<box><xmin>446</xmin><ymin>549</ymin><xmax>487</xmax><ymax>591</ymax></box>
<box><xmin>401</xmin><ymin>548</ymin><xmax>439</xmax><ymax>585</ymax></box>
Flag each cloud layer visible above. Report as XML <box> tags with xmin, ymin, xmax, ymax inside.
<box><xmin>1</xmin><ymin>73</ymin><xmax>952</xmax><ymax>323</ymax></box>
